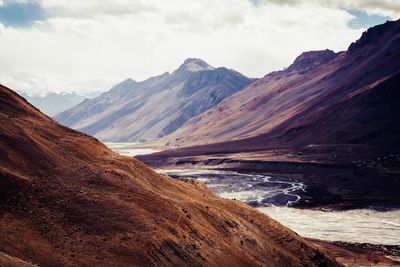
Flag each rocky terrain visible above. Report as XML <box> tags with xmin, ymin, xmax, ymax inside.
<box><xmin>55</xmin><ymin>59</ymin><xmax>251</xmax><ymax>142</ymax></box>
<box><xmin>0</xmin><ymin>83</ymin><xmax>340</xmax><ymax>266</ymax></box>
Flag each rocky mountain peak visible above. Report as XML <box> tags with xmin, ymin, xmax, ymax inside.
<box><xmin>287</xmin><ymin>49</ymin><xmax>337</xmax><ymax>73</ymax></box>
<box><xmin>347</xmin><ymin>20</ymin><xmax>399</xmax><ymax>54</ymax></box>
<box><xmin>119</xmin><ymin>78</ymin><xmax>137</xmax><ymax>85</ymax></box>
<box><xmin>177</xmin><ymin>58</ymin><xmax>215</xmax><ymax>73</ymax></box>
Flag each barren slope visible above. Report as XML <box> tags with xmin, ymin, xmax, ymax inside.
<box><xmin>0</xmin><ymin>84</ymin><xmax>338</xmax><ymax>266</ymax></box>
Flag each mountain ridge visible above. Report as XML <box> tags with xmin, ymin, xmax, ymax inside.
<box><xmin>55</xmin><ymin>58</ymin><xmax>252</xmax><ymax>142</ymax></box>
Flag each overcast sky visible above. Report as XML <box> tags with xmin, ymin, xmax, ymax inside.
<box><xmin>0</xmin><ymin>0</ymin><xmax>398</xmax><ymax>94</ymax></box>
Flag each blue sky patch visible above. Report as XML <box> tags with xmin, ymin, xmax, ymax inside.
<box><xmin>348</xmin><ymin>9</ymin><xmax>391</xmax><ymax>29</ymax></box>
<box><xmin>0</xmin><ymin>1</ymin><xmax>47</xmax><ymax>27</ymax></box>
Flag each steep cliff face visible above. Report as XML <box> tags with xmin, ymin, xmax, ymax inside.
<box><xmin>0</xmin><ymin>84</ymin><xmax>339</xmax><ymax>266</ymax></box>
<box><xmin>55</xmin><ymin>59</ymin><xmax>251</xmax><ymax>142</ymax></box>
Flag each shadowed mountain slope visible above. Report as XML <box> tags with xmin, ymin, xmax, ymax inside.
<box><xmin>55</xmin><ymin>59</ymin><xmax>251</xmax><ymax>142</ymax></box>
<box><xmin>0</xmin><ymin>84</ymin><xmax>338</xmax><ymax>266</ymax></box>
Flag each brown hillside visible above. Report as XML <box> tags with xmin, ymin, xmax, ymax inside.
<box><xmin>0</xmin><ymin>84</ymin><xmax>339</xmax><ymax>266</ymax></box>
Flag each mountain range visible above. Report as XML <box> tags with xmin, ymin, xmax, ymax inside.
<box><xmin>55</xmin><ymin>59</ymin><xmax>252</xmax><ymax>142</ymax></box>
<box><xmin>154</xmin><ymin>20</ymin><xmax>400</xmax><ymax>154</ymax></box>
<box><xmin>0</xmin><ymin>83</ymin><xmax>338</xmax><ymax>266</ymax></box>
<box><xmin>55</xmin><ymin>20</ymin><xmax>400</xmax><ymax>156</ymax></box>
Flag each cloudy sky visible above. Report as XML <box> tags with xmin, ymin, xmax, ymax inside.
<box><xmin>0</xmin><ymin>0</ymin><xmax>398</xmax><ymax>94</ymax></box>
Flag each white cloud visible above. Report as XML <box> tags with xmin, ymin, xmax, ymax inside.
<box><xmin>0</xmin><ymin>0</ymin><xmax>397</xmax><ymax>94</ymax></box>
<box><xmin>330</xmin><ymin>0</ymin><xmax>400</xmax><ymax>18</ymax></box>
<box><xmin>264</xmin><ymin>0</ymin><xmax>400</xmax><ymax>18</ymax></box>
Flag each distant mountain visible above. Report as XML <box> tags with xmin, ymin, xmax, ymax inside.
<box><xmin>161</xmin><ymin>20</ymin><xmax>400</xmax><ymax>151</ymax></box>
<box><xmin>20</xmin><ymin>91</ymin><xmax>103</xmax><ymax>116</ymax></box>
<box><xmin>55</xmin><ymin>58</ymin><xmax>252</xmax><ymax>142</ymax></box>
<box><xmin>0</xmin><ymin>83</ymin><xmax>339</xmax><ymax>266</ymax></box>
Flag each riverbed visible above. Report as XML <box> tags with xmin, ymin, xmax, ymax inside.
<box><xmin>158</xmin><ymin>169</ymin><xmax>305</xmax><ymax>207</ymax></box>
<box><xmin>107</xmin><ymin>143</ymin><xmax>400</xmax><ymax>245</ymax></box>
